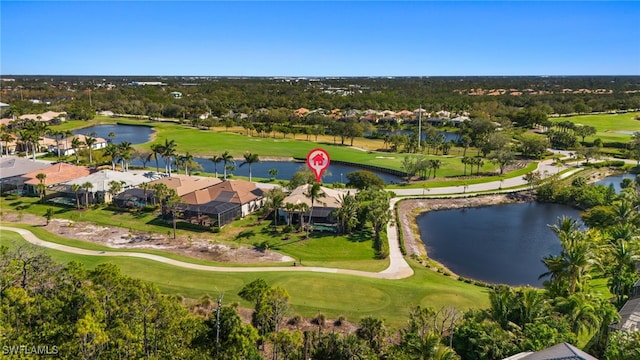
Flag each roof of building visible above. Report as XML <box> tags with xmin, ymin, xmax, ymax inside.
<box><xmin>611</xmin><ymin>297</ymin><xmax>640</xmax><ymax>332</ymax></box>
<box><xmin>0</xmin><ymin>156</ymin><xmax>51</xmax><ymax>180</ymax></box>
<box><xmin>18</xmin><ymin>111</ymin><xmax>66</xmax><ymax>122</ymax></box>
<box><xmin>180</xmin><ymin>179</ymin><xmax>263</xmax><ymax>205</ymax></box>
<box><xmin>508</xmin><ymin>342</ymin><xmax>599</xmax><ymax>360</ymax></box>
<box><xmin>61</xmin><ymin>170</ymin><xmax>153</xmax><ymax>192</ymax></box>
<box><xmin>283</xmin><ymin>184</ymin><xmax>355</xmax><ymax>209</ymax></box>
<box><xmin>23</xmin><ymin>163</ymin><xmax>92</xmax><ymax>186</ymax></box>
<box><xmin>44</xmin><ymin>133</ymin><xmax>107</xmax><ymax>151</ymax></box>
<box><xmin>148</xmin><ymin>174</ymin><xmax>222</xmax><ymax>196</ymax></box>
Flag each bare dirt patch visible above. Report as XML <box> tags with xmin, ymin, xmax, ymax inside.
<box><xmin>1</xmin><ymin>212</ymin><xmax>292</xmax><ymax>264</ymax></box>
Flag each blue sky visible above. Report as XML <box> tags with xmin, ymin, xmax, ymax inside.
<box><xmin>1</xmin><ymin>1</ymin><xmax>639</xmax><ymax>76</ymax></box>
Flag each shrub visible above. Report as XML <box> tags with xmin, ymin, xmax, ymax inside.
<box><xmin>334</xmin><ymin>315</ymin><xmax>346</xmax><ymax>327</ymax></box>
<box><xmin>288</xmin><ymin>315</ymin><xmax>302</xmax><ymax>326</ymax></box>
<box><xmin>312</xmin><ymin>313</ymin><xmax>326</xmax><ymax>327</ymax></box>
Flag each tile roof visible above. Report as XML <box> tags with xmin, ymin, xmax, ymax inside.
<box><xmin>23</xmin><ymin>163</ymin><xmax>92</xmax><ymax>186</ymax></box>
<box><xmin>18</xmin><ymin>111</ymin><xmax>66</xmax><ymax>122</ymax></box>
<box><xmin>148</xmin><ymin>174</ymin><xmax>221</xmax><ymax>196</ymax></box>
<box><xmin>181</xmin><ymin>179</ymin><xmax>263</xmax><ymax>205</ymax></box>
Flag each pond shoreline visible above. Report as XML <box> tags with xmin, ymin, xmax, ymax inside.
<box><xmin>398</xmin><ymin>192</ymin><xmax>534</xmax><ymax>278</ymax></box>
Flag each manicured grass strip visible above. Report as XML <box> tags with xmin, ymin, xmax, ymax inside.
<box><xmin>387</xmin><ymin>162</ymin><xmax>538</xmax><ymax>189</ymax></box>
<box><xmin>2</xmin><ymin>232</ymin><xmax>489</xmax><ymax>326</ymax></box>
<box><xmin>552</xmin><ymin>111</ymin><xmax>640</xmax><ymax>144</ymax></box>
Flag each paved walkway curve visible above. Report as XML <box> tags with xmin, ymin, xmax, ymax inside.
<box><xmin>0</xmin><ymin>226</ymin><xmax>413</xmax><ymax>280</ymax></box>
<box><xmin>0</xmin><ymin>152</ymin><xmax>591</xmax><ymax>281</ymax></box>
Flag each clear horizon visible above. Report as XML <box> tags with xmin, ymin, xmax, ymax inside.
<box><xmin>2</xmin><ymin>1</ymin><xmax>639</xmax><ymax>77</ymax></box>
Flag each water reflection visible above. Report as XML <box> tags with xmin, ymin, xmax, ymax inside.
<box><xmin>417</xmin><ymin>202</ymin><xmax>582</xmax><ymax>286</ymax></box>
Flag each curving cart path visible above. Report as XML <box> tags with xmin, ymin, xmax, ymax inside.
<box><xmin>0</xmin><ymin>153</ymin><xmax>590</xmax><ymax>281</ymax></box>
<box><xmin>0</xmin><ymin>225</ymin><xmax>413</xmax><ymax>280</ymax></box>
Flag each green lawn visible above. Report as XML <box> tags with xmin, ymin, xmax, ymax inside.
<box><xmin>552</xmin><ymin>111</ymin><xmax>640</xmax><ymax>144</ymax></box>
<box><xmin>1</xmin><ymin>230</ymin><xmax>489</xmax><ymax>327</ymax></box>
<box><xmin>0</xmin><ymin>196</ymin><xmax>386</xmax><ymax>271</ymax></box>
<box><xmin>49</xmin><ymin>116</ymin><xmax>516</xmax><ymax>179</ymax></box>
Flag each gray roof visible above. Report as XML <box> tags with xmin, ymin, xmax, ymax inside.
<box><xmin>611</xmin><ymin>297</ymin><xmax>640</xmax><ymax>332</ymax></box>
<box><xmin>519</xmin><ymin>342</ymin><xmax>598</xmax><ymax>360</ymax></box>
<box><xmin>61</xmin><ymin>170</ymin><xmax>153</xmax><ymax>192</ymax></box>
<box><xmin>0</xmin><ymin>156</ymin><xmax>51</xmax><ymax>180</ymax></box>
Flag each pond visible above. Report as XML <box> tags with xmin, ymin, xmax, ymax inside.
<box><xmin>135</xmin><ymin>157</ymin><xmax>403</xmax><ymax>184</ymax></box>
<box><xmin>417</xmin><ymin>202</ymin><xmax>583</xmax><ymax>287</ymax></box>
<box><xmin>75</xmin><ymin>124</ymin><xmax>402</xmax><ymax>183</ymax></box>
<box><xmin>73</xmin><ymin>124</ymin><xmax>155</xmax><ymax>144</ymax></box>
<box><xmin>368</xmin><ymin>130</ymin><xmax>459</xmax><ymax>143</ymax></box>
<box><xmin>594</xmin><ymin>173</ymin><xmax>637</xmax><ymax>193</ymax></box>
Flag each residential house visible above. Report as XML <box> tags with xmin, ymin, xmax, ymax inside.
<box><xmin>503</xmin><ymin>342</ymin><xmax>599</xmax><ymax>360</ymax></box>
<box><xmin>0</xmin><ymin>156</ymin><xmax>51</xmax><ymax>192</ymax></box>
<box><xmin>148</xmin><ymin>174</ymin><xmax>222</xmax><ymax>196</ymax></box>
<box><xmin>178</xmin><ymin>179</ymin><xmax>265</xmax><ymax>227</ymax></box>
<box><xmin>170</xmin><ymin>91</ymin><xmax>182</xmax><ymax>99</ymax></box>
<box><xmin>280</xmin><ymin>184</ymin><xmax>354</xmax><ymax>228</ymax></box>
<box><xmin>45</xmin><ymin>134</ymin><xmax>108</xmax><ymax>156</ymax></box>
<box><xmin>610</xmin><ymin>279</ymin><xmax>640</xmax><ymax>333</ymax></box>
<box><xmin>21</xmin><ymin>162</ymin><xmax>92</xmax><ymax>195</ymax></box>
<box><xmin>56</xmin><ymin>170</ymin><xmax>155</xmax><ymax>204</ymax></box>
<box><xmin>19</xmin><ymin>111</ymin><xmax>66</xmax><ymax>124</ymax></box>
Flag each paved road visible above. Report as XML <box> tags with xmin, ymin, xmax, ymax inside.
<box><xmin>1</xmin><ymin>152</ymin><xmax>591</xmax><ymax>281</ymax></box>
<box><xmin>0</xmin><ymin>226</ymin><xmax>413</xmax><ymax>279</ymax></box>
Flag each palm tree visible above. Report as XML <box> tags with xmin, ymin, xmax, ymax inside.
<box><xmin>430</xmin><ymin>159</ymin><xmax>442</xmax><ymax>178</ymax></box>
<box><xmin>220</xmin><ymin>151</ymin><xmax>234</xmax><ymax>180</ymax></box>
<box><xmin>71</xmin><ymin>184</ymin><xmax>82</xmax><ymax>209</ymax></box>
<box><xmin>262</xmin><ymin>187</ymin><xmax>286</xmax><ymax>227</ymax></box>
<box><xmin>118</xmin><ymin>141</ymin><xmax>133</xmax><ymax>172</ymax></box>
<box><xmin>539</xmin><ymin>217</ymin><xmax>594</xmax><ymax>296</ymax></box>
<box><xmin>62</xmin><ymin>130</ymin><xmax>73</xmax><ymax>157</ymax></box>
<box><xmin>107</xmin><ymin>131</ymin><xmax>116</xmax><ymax>144</ymax></box>
<box><xmin>71</xmin><ymin>137</ymin><xmax>82</xmax><ymax>164</ymax></box>
<box><xmin>210</xmin><ymin>155</ymin><xmax>223</xmax><ymax>178</ymax></box>
<box><xmin>333</xmin><ymin>192</ymin><xmax>358</xmax><ymax>234</ymax></box>
<box><xmin>103</xmin><ymin>144</ymin><xmax>120</xmax><ymax>171</ymax></box>
<box><xmin>178</xmin><ymin>152</ymin><xmax>195</xmax><ymax>176</ymax></box>
<box><xmin>161</xmin><ymin>139</ymin><xmax>177</xmax><ymax>176</ymax></box>
<box><xmin>107</xmin><ymin>180</ymin><xmax>125</xmax><ymax>203</ymax></box>
<box><xmin>268</xmin><ymin>168</ymin><xmax>278</xmax><ymax>180</ymax></box>
<box><xmin>150</xmin><ymin>143</ymin><xmax>164</xmax><ymax>173</ymax></box>
<box><xmin>555</xmin><ymin>293</ymin><xmax>600</xmax><ymax>335</ymax></box>
<box><xmin>140</xmin><ymin>182</ymin><xmax>150</xmax><ymax>206</ymax></box>
<box><xmin>82</xmin><ymin>181</ymin><xmax>93</xmax><ymax>209</ymax></box>
<box><xmin>165</xmin><ymin>189</ymin><xmax>181</xmax><ymax>239</ymax></box>
<box><xmin>35</xmin><ymin>173</ymin><xmax>47</xmax><ymax>202</ymax></box>
<box><xmin>304</xmin><ymin>183</ymin><xmax>325</xmax><ymax>236</ymax></box>
<box><xmin>604</xmin><ymin>225</ymin><xmax>640</xmax><ymax>306</ymax></box>
<box><xmin>241</xmin><ymin>152</ymin><xmax>260</xmax><ymax>182</ymax></box>
<box><xmin>1</xmin><ymin>132</ymin><xmax>13</xmax><ymax>156</ymax></box>
<box><xmin>83</xmin><ymin>135</ymin><xmax>97</xmax><ymax>164</ymax></box>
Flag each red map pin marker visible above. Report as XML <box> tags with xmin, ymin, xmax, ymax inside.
<box><xmin>306</xmin><ymin>148</ymin><xmax>330</xmax><ymax>183</ymax></box>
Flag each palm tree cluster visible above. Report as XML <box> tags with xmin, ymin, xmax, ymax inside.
<box><xmin>103</xmin><ymin>141</ymin><xmax>134</xmax><ymax>171</ymax></box>
<box><xmin>209</xmin><ymin>151</ymin><xmax>236</xmax><ymax>180</ymax></box>
<box><xmin>149</xmin><ymin>139</ymin><xmax>177</xmax><ymax>175</ymax></box>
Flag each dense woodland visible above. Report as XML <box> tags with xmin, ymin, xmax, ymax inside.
<box><xmin>2</xmin><ymin>76</ymin><xmax>640</xmax><ymax>122</ymax></box>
